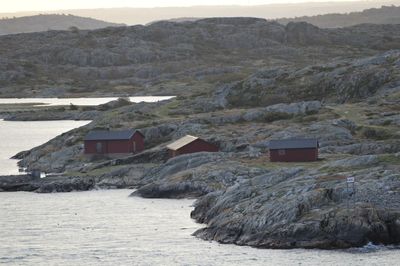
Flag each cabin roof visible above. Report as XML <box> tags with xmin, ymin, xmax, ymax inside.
<box><xmin>269</xmin><ymin>138</ymin><xmax>319</xmax><ymax>150</ymax></box>
<box><xmin>166</xmin><ymin>135</ymin><xmax>199</xmax><ymax>151</ymax></box>
<box><xmin>84</xmin><ymin>129</ymin><xmax>142</xmax><ymax>141</ymax></box>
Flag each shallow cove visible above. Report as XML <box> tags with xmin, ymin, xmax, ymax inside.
<box><xmin>0</xmin><ymin>119</ymin><xmax>90</xmax><ymax>175</ymax></box>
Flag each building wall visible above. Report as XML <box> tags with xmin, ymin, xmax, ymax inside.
<box><xmin>170</xmin><ymin>139</ymin><xmax>219</xmax><ymax>158</ymax></box>
<box><xmin>84</xmin><ymin>132</ymin><xmax>144</xmax><ymax>154</ymax></box>
<box><xmin>132</xmin><ymin>133</ymin><xmax>145</xmax><ymax>153</ymax></box>
<box><xmin>270</xmin><ymin>148</ymin><xmax>318</xmax><ymax>162</ymax></box>
<box><xmin>84</xmin><ymin>140</ymin><xmax>105</xmax><ymax>154</ymax></box>
<box><xmin>107</xmin><ymin>140</ymin><xmax>134</xmax><ymax>153</ymax></box>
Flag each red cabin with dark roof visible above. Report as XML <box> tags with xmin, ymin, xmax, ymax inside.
<box><xmin>84</xmin><ymin>129</ymin><xmax>144</xmax><ymax>155</ymax></box>
<box><xmin>269</xmin><ymin>138</ymin><xmax>319</xmax><ymax>162</ymax></box>
<box><xmin>166</xmin><ymin>135</ymin><xmax>219</xmax><ymax>158</ymax></box>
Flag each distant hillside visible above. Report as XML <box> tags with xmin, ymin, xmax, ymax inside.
<box><xmin>0</xmin><ymin>14</ymin><xmax>124</xmax><ymax>35</ymax></box>
<box><xmin>0</xmin><ymin>1</ymin><xmax>399</xmax><ymax>25</ymax></box>
<box><xmin>278</xmin><ymin>5</ymin><xmax>400</xmax><ymax>28</ymax></box>
<box><xmin>0</xmin><ymin>17</ymin><xmax>399</xmax><ymax>98</ymax></box>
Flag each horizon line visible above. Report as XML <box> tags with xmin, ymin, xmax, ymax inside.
<box><xmin>0</xmin><ymin>0</ymin><xmax>398</xmax><ymax>14</ymax></box>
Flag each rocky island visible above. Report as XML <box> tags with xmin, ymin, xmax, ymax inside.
<box><xmin>1</xmin><ymin>15</ymin><xmax>400</xmax><ymax>249</ymax></box>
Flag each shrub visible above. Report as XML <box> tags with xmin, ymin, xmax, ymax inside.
<box><xmin>263</xmin><ymin>112</ymin><xmax>293</xmax><ymax>122</ymax></box>
<box><xmin>69</xmin><ymin>103</ymin><xmax>78</xmax><ymax>110</ymax></box>
<box><xmin>382</xmin><ymin>120</ymin><xmax>392</xmax><ymax>126</ymax></box>
<box><xmin>361</xmin><ymin>127</ymin><xmax>393</xmax><ymax>140</ymax></box>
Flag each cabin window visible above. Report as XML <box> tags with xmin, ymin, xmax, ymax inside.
<box><xmin>278</xmin><ymin>149</ymin><xmax>286</xmax><ymax>156</ymax></box>
<box><xmin>96</xmin><ymin>142</ymin><xmax>103</xmax><ymax>153</ymax></box>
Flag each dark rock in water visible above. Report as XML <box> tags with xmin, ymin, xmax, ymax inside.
<box><xmin>0</xmin><ymin>175</ymin><xmax>41</xmax><ymax>192</ymax></box>
<box><xmin>35</xmin><ymin>176</ymin><xmax>95</xmax><ymax>193</ymax></box>
<box><xmin>131</xmin><ymin>182</ymin><xmax>208</xmax><ymax>199</ymax></box>
<box><xmin>0</xmin><ymin>174</ymin><xmax>95</xmax><ymax>193</ymax></box>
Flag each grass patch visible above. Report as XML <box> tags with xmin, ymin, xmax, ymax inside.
<box><xmin>237</xmin><ymin>156</ymin><xmax>326</xmax><ymax>170</ymax></box>
<box><xmin>379</xmin><ymin>154</ymin><xmax>400</xmax><ymax>165</ymax></box>
<box><xmin>316</xmin><ymin>175</ymin><xmax>347</xmax><ymax>184</ymax></box>
<box><xmin>327</xmin><ymin>103</ymin><xmax>367</xmax><ymax>124</ymax></box>
<box><xmin>66</xmin><ymin>165</ymin><xmax>129</xmax><ymax>177</ymax></box>
<box><xmin>263</xmin><ymin>112</ymin><xmax>293</xmax><ymax>122</ymax></box>
<box><xmin>155</xmin><ymin>99</ymin><xmax>182</xmax><ymax>117</ymax></box>
<box><xmin>360</xmin><ymin>126</ymin><xmax>396</xmax><ymax>140</ymax></box>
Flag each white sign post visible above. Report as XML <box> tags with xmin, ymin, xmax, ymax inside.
<box><xmin>346</xmin><ymin>176</ymin><xmax>356</xmax><ymax>213</ymax></box>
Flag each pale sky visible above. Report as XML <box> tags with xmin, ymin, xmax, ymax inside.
<box><xmin>0</xmin><ymin>0</ymin><xmax>368</xmax><ymax>13</ymax></box>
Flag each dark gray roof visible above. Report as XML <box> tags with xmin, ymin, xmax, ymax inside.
<box><xmin>84</xmin><ymin>129</ymin><xmax>141</xmax><ymax>141</ymax></box>
<box><xmin>269</xmin><ymin>139</ymin><xmax>319</xmax><ymax>150</ymax></box>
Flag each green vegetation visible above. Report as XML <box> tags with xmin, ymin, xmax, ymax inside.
<box><xmin>379</xmin><ymin>154</ymin><xmax>400</xmax><ymax>165</ymax></box>
<box><xmin>155</xmin><ymin>99</ymin><xmax>182</xmax><ymax>117</ymax></box>
<box><xmin>263</xmin><ymin>112</ymin><xmax>293</xmax><ymax>122</ymax></box>
<box><xmin>360</xmin><ymin>126</ymin><xmax>393</xmax><ymax>140</ymax></box>
<box><xmin>237</xmin><ymin>157</ymin><xmax>329</xmax><ymax>171</ymax></box>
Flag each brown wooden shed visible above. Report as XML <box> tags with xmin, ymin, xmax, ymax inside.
<box><xmin>269</xmin><ymin>138</ymin><xmax>319</xmax><ymax>162</ymax></box>
<box><xmin>166</xmin><ymin>135</ymin><xmax>219</xmax><ymax>158</ymax></box>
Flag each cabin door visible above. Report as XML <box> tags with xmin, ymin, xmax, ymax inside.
<box><xmin>96</xmin><ymin>142</ymin><xmax>103</xmax><ymax>153</ymax></box>
<box><xmin>132</xmin><ymin>141</ymin><xmax>136</xmax><ymax>153</ymax></box>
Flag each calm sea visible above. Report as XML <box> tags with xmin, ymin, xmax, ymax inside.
<box><xmin>0</xmin><ymin>119</ymin><xmax>90</xmax><ymax>175</ymax></box>
<box><xmin>0</xmin><ymin>190</ymin><xmax>399</xmax><ymax>266</ymax></box>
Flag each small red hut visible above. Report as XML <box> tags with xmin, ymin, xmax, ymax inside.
<box><xmin>84</xmin><ymin>129</ymin><xmax>144</xmax><ymax>155</ymax></box>
<box><xmin>269</xmin><ymin>138</ymin><xmax>319</xmax><ymax>162</ymax></box>
<box><xmin>167</xmin><ymin>135</ymin><xmax>219</xmax><ymax>158</ymax></box>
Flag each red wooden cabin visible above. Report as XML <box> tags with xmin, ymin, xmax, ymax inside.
<box><xmin>167</xmin><ymin>135</ymin><xmax>219</xmax><ymax>158</ymax></box>
<box><xmin>269</xmin><ymin>139</ymin><xmax>319</xmax><ymax>162</ymax></box>
<box><xmin>84</xmin><ymin>129</ymin><xmax>144</xmax><ymax>155</ymax></box>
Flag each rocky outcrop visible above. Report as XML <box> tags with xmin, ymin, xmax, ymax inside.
<box><xmin>286</xmin><ymin>22</ymin><xmax>330</xmax><ymax>45</ymax></box>
<box><xmin>321</xmin><ymin>141</ymin><xmax>400</xmax><ymax>155</ymax></box>
<box><xmin>322</xmin><ymin>155</ymin><xmax>379</xmax><ymax>169</ymax></box>
<box><xmin>224</xmin><ymin>51</ymin><xmax>400</xmax><ymax>107</ymax></box>
<box><xmin>0</xmin><ymin>174</ymin><xmax>95</xmax><ymax>193</ymax></box>
<box><xmin>191</xmin><ymin>165</ymin><xmax>400</xmax><ymax>249</ymax></box>
<box><xmin>197</xmin><ymin>101</ymin><xmax>322</xmax><ymax>125</ymax></box>
<box><xmin>132</xmin><ymin>152</ymin><xmax>267</xmax><ymax>198</ymax></box>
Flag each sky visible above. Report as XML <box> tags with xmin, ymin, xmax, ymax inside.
<box><xmin>0</xmin><ymin>0</ymin><xmax>370</xmax><ymax>13</ymax></box>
